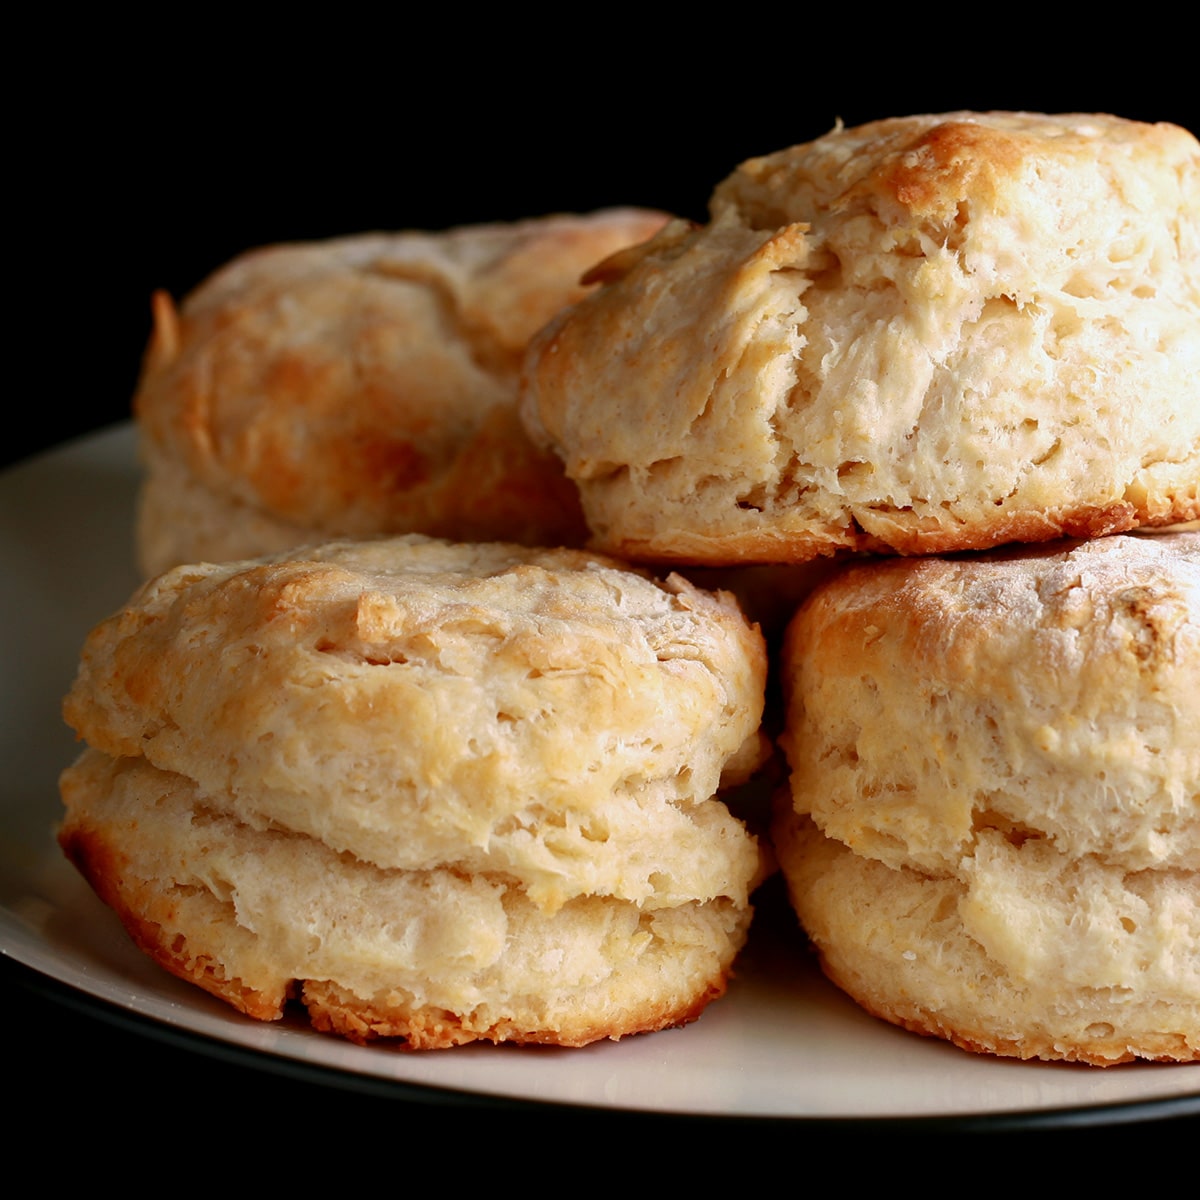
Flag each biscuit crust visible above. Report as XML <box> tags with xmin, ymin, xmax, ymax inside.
<box><xmin>135</xmin><ymin>210</ymin><xmax>668</xmax><ymax>576</ymax></box>
<box><xmin>522</xmin><ymin>114</ymin><xmax>1200</xmax><ymax>564</ymax></box>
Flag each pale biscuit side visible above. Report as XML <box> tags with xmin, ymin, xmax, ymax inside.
<box><xmin>775</xmin><ymin>810</ymin><xmax>1198</xmax><ymax>1065</ymax></box>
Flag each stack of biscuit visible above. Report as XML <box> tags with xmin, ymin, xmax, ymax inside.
<box><xmin>521</xmin><ymin>112</ymin><xmax>1198</xmax><ymax>1063</ymax></box>
<box><xmin>59</xmin><ymin>539</ymin><xmax>767</xmax><ymax>1046</ymax></box>
<box><xmin>63</xmin><ymin>206</ymin><xmax>775</xmax><ymax>1048</ymax></box>
<box><xmin>60</xmin><ymin>111</ymin><xmax>1198</xmax><ymax>1059</ymax></box>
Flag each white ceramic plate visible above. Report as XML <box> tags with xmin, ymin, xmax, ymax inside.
<box><xmin>2</xmin><ymin>425</ymin><xmax>1197</xmax><ymax>1122</ymax></box>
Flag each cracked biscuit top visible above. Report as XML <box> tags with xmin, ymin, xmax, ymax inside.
<box><xmin>134</xmin><ymin>209</ymin><xmax>668</xmax><ymax>577</ymax></box>
<box><xmin>520</xmin><ymin>113</ymin><xmax>1200</xmax><ymax>564</ymax></box>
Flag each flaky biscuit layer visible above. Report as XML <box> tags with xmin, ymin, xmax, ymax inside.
<box><xmin>61</xmin><ymin>753</ymin><xmax>749</xmax><ymax>1047</ymax></box>
<box><xmin>774</xmin><ymin>811</ymin><xmax>1198</xmax><ymax>1065</ymax></box>
<box><xmin>781</xmin><ymin>532</ymin><xmax>1200</xmax><ymax>872</ymax></box>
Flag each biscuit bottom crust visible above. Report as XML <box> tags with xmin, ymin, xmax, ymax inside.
<box><xmin>59</xmin><ymin>752</ymin><xmax>750</xmax><ymax>1048</ymax></box>
<box><xmin>773</xmin><ymin>810</ymin><xmax>1199</xmax><ymax>1065</ymax></box>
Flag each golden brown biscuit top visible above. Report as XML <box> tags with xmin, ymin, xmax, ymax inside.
<box><xmin>716</xmin><ymin>112</ymin><xmax>1198</xmax><ymax>229</ymax></box>
<box><xmin>136</xmin><ymin>209</ymin><xmax>668</xmax><ymax>540</ymax></box>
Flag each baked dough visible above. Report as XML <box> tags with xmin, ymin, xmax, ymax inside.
<box><xmin>774</xmin><ymin>531</ymin><xmax>1199</xmax><ymax>1063</ymax></box>
<box><xmin>135</xmin><ymin>209</ymin><xmax>668</xmax><ymax>577</ymax></box>
<box><xmin>774</xmin><ymin>811</ymin><xmax>1198</xmax><ymax>1065</ymax></box>
<box><xmin>60</xmin><ymin>536</ymin><xmax>768</xmax><ymax>1046</ymax></box>
<box><xmin>522</xmin><ymin>113</ymin><xmax>1200</xmax><ymax>564</ymax></box>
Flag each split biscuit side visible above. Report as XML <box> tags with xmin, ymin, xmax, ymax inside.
<box><xmin>60</xmin><ymin>537</ymin><xmax>768</xmax><ymax>1046</ymax></box>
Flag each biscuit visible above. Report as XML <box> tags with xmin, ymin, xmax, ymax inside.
<box><xmin>135</xmin><ymin>209</ymin><xmax>668</xmax><ymax>577</ymax></box>
<box><xmin>60</xmin><ymin>536</ymin><xmax>768</xmax><ymax>1046</ymax></box>
<box><xmin>521</xmin><ymin>113</ymin><xmax>1200</xmax><ymax>564</ymax></box>
<box><xmin>774</xmin><ymin>531</ymin><xmax>1199</xmax><ymax>1063</ymax></box>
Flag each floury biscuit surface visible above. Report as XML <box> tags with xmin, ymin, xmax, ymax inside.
<box><xmin>775</xmin><ymin>532</ymin><xmax>1199</xmax><ymax>1064</ymax></box>
<box><xmin>522</xmin><ymin>113</ymin><xmax>1200</xmax><ymax>564</ymax></box>
<box><xmin>135</xmin><ymin>209</ymin><xmax>668</xmax><ymax>577</ymax></box>
<box><xmin>782</xmin><ymin>533</ymin><xmax>1200</xmax><ymax>873</ymax></box>
<box><xmin>60</xmin><ymin>537</ymin><xmax>767</xmax><ymax>1046</ymax></box>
